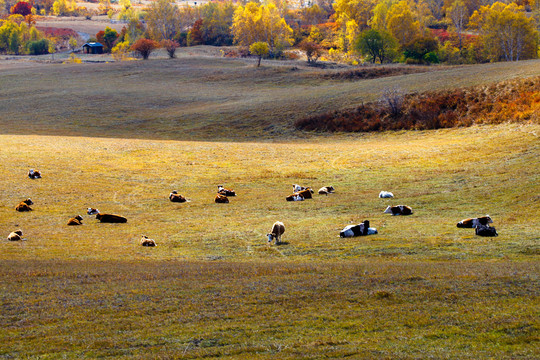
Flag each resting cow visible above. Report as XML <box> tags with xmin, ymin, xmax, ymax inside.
<box><xmin>318</xmin><ymin>186</ymin><xmax>335</xmax><ymax>195</ymax></box>
<box><xmin>267</xmin><ymin>221</ymin><xmax>285</xmax><ymax>244</ymax></box>
<box><xmin>379</xmin><ymin>191</ymin><xmax>394</xmax><ymax>198</ymax></box>
<box><xmin>96</xmin><ymin>213</ymin><xmax>127</xmax><ymax>223</ymax></box>
<box><xmin>215</xmin><ymin>194</ymin><xmax>229</xmax><ymax>203</ymax></box>
<box><xmin>340</xmin><ymin>220</ymin><xmax>378</xmax><ymax>237</ymax></box>
<box><xmin>15</xmin><ymin>198</ymin><xmax>33</xmax><ymax>212</ymax></box>
<box><xmin>457</xmin><ymin>216</ymin><xmax>493</xmax><ymax>228</ymax></box>
<box><xmin>169</xmin><ymin>191</ymin><xmax>187</xmax><ymax>203</ymax></box>
<box><xmin>293</xmin><ymin>184</ymin><xmax>309</xmax><ymax>193</ymax></box>
<box><xmin>297</xmin><ymin>188</ymin><xmax>314</xmax><ymax>199</ymax></box>
<box><xmin>7</xmin><ymin>230</ymin><xmax>23</xmax><ymax>241</ymax></box>
<box><xmin>217</xmin><ymin>185</ymin><xmax>236</xmax><ymax>197</ymax></box>
<box><xmin>67</xmin><ymin>215</ymin><xmax>83</xmax><ymax>225</ymax></box>
<box><xmin>140</xmin><ymin>235</ymin><xmax>157</xmax><ymax>247</ymax></box>
<box><xmin>286</xmin><ymin>193</ymin><xmax>304</xmax><ymax>201</ymax></box>
<box><xmin>384</xmin><ymin>205</ymin><xmax>413</xmax><ymax>215</ymax></box>
<box><xmin>475</xmin><ymin>225</ymin><xmax>498</xmax><ymax>237</ymax></box>
<box><xmin>28</xmin><ymin>169</ymin><xmax>41</xmax><ymax>179</ymax></box>
<box><xmin>87</xmin><ymin>208</ymin><xmax>99</xmax><ymax>215</ymax></box>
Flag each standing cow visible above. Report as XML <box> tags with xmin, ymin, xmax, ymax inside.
<box><xmin>267</xmin><ymin>221</ymin><xmax>285</xmax><ymax>244</ymax></box>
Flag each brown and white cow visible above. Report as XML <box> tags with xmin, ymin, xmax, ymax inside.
<box><xmin>96</xmin><ymin>213</ymin><xmax>127</xmax><ymax>223</ymax></box>
<box><xmin>7</xmin><ymin>230</ymin><xmax>23</xmax><ymax>241</ymax></box>
<box><xmin>292</xmin><ymin>184</ymin><xmax>309</xmax><ymax>193</ymax></box>
<box><xmin>318</xmin><ymin>186</ymin><xmax>335</xmax><ymax>195</ymax></box>
<box><xmin>457</xmin><ymin>215</ymin><xmax>493</xmax><ymax>228</ymax></box>
<box><xmin>87</xmin><ymin>208</ymin><xmax>99</xmax><ymax>215</ymax></box>
<box><xmin>215</xmin><ymin>194</ymin><xmax>229</xmax><ymax>203</ymax></box>
<box><xmin>286</xmin><ymin>193</ymin><xmax>304</xmax><ymax>201</ymax></box>
<box><xmin>218</xmin><ymin>185</ymin><xmax>236</xmax><ymax>197</ymax></box>
<box><xmin>169</xmin><ymin>191</ymin><xmax>187</xmax><ymax>203</ymax></box>
<box><xmin>384</xmin><ymin>205</ymin><xmax>413</xmax><ymax>215</ymax></box>
<box><xmin>140</xmin><ymin>235</ymin><xmax>157</xmax><ymax>247</ymax></box>
<box><xmin>28</xmin><ymin>169</ymin><xmax>41</xmax><ymax>179</ymax></box>
<box><xmin>67</xmin><ymin>215</ymin><xmax>83</xmax><ymax>225</ymax></box>
<box><xmin>297</xmin><ymin>188</ymin><xmax>314</xmax><ymax>199</ymax></box>
<box><xmin>15</xmin><ymin>198</ymin><xmax>33</xmax><ymax>212</ymax></box>
<box><xmin>267</xmin><ymin>221</ymin><xmax>285</xmax><ymax>244</ymax></box>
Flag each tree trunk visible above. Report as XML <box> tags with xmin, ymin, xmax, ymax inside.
<box><xmin>257</xmin><ymin>55</ymin><xmax>261</xmax><ymax>67</ymax></box>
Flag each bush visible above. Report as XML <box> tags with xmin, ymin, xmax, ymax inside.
<box><xmin>131</xmin><ymin>38</ymin><xmax>159</xmax><ymax>60</ymax></box>
<box><xmin>26</xmin><ymin>39</ymin><xmax>49</xmax><ymax>55</ymax></box>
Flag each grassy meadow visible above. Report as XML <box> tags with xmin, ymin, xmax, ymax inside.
<box><xmin>0</xmin><ymin>56</ymin><xmax>539</xmax><ymax>358</ymax></box>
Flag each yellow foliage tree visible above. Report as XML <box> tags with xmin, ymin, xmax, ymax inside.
<box><xmin>469</xmin><ymin>2</ymin><xmax>538</xmax><ymax>61</ymax></box>
<box><xmin>333</xmin><ymin>0</ymin><xmax>375</xmax><ymax>52</ymax></box>
<box><xmin>232</xmin><ymin>2</ymin><xmax>293</xmax><ymax>51</ymax></box>
<box><xmin>386</xmin><ymin>0</ymin><xmax>422</xmax><ymax>46</ymax></box>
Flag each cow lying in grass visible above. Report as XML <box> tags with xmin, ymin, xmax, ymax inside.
<box><xmin>379</xmin><ymin>191</ymin><xmax>394</xmax><ymax>198</ymax></box>
<box><xmin>293</xmin><ymin>184</ymin><xmax>309</xmax><ymax>193</ymax></box>
<box><xmin>297</xmin><ymin>188</ymin><xmax>313</xmax><ymax>199</ymax></box>
<box><xmin>7</xmin><ymin>230</ymin><xmax>23</xmax><ymax>241</ymax></box>
<box><xmin>475</xmin><ymin>225</ymin><xmax>498</xmax><ymax>237</ymax></box>
<box><xmin>218</xmin><ymin>185</ymin><xmax>236</xmax><ymax>197</ymax></box>
<box><xmin>28</xmin><ymin>169</ymin><xmax>41</xmax><ymax>179</ymax></box>
<box><xmin>169</xmin><ymin>191</ymin><xmax>187</xmax><ymax>203</ymax></box>
<box><xmin>140</xmin><ymin>235</ymin><xmax>157</xmax><ymax>247</ymax></box>
<box><xmin>286</xmin><ymin>194</ymin><xmax>304</xmax><ymax>201</ymax></box>
<box><xmin>267</xmin><ymin>221</ymin><xmax>285</xmax><ymax>244</ymax></box>
<box><xmin>215</xmin><ymin>194</ymin><xmax>229</xmax><ymax>203</ymax></box>
<box><xmin>16</xmin><ymin>199</ymin><xmax>33</xmax><ymax>212</ymax></box>
<box><xmin>318</xmin><ymin>186</ymin><xmax>335</xmax><ymax>195</ymax></box>
<box><xmin>87</xmin><ymin>208</ymin><xmax>99</xmax><ymax>215</ymax></box>
<box><xmin>384</xmin><ymin>205</ymin><xmax>413</xmax><ymax>215</ymax></box>
<box><xmin>96</xmin><ymin>213</ymin><xmax>127</xmax><ymax>223</ymax></box>
<box><xmin>67</xmin><ymin>215</ymin><xmax>83</xmax><ymax>225</ymax></box>
<box><xmin>340</xmin><ymin>220</ymin><xmax>378</xmax><ymax>237</ymax></box>
<box><xmin>457</xmin><ymin>216</ymin><xmax>493</xmax><ymax>228</ymax></box>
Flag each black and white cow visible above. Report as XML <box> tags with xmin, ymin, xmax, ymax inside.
<box><xmin>457</xmin><ymin>216</ymin><xmax>493</xmax><ymax>228</ymax></box>
<box><xmin>384</xmin><ymin>205</ymin><xmax>413</xmax><ymax>215</ymax></box>
<box><xmin>340</xmin><ymin>220</ymin><xmax>378</xmax><ymax>237</ymax></box>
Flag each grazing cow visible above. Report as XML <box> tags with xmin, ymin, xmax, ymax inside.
<box><xmin>457</xmin><ymin>216</ymin><xmax>493</xmax><ymax>228</ymax></box>
<box><xmin>15</xmin><ymin>198</ymin><xmax>33</xmax><ymax>212</ymax></box>
<box><xmin>318</xmin><ymin>186</ymin><xmax>335</xmax><ymax>195</ymax></box>
<box><xmin>67</xmin><ymin>215</ymin><xmax>83</xmax><ymax>225</ymax></box>
<box><xmin>140</xmin><ymin>235</ymin><xmax>157</xmax><ymax>247</ymax></box>
<box><xmin>7</xmin><ymin>230</ymin><xmax>23</xmax><ymax>241</ymax></box>
<box><xmin>215</xmin><ymin>194</ymin><xmax>229</xmax><ymax>203</ymax></box>
<box><xmin>297</xmin><ymin>188</ymin><xmax>314</xmax><ymax>199</ymax></box>
<box><xmin>267</xmin><ymin>221</ymin><xmax>285</xmax><ymax>244</ymax></box>
<box><xmin>379</xmin><ymin>191</ymin><xmax>394</xmax><ymax>198</ymax></box>
<box><xmin>293</xmin><ymin>184</ymin><xmax>309</xmax><ymax>193</ymax></box>
<box><xmin>384</xmin><ymin>205</ymin><xmax>413</xmax><ymax>215</ymax></box>
<box><xmin>340</xmin><ymin>220</ymin><xmax>378</xmax><ymax>237</ymax></box>
<box><xmin>475</xmin><ymin>225</ymin><xmax>498</xmax><ymax>237</ymax></box>
<box><xmin>28</xmin><ymin>169</ymin><xmax>41</xmax><ymax>179</ymax></box>
<box><xmin>286</xmin><ymin>193</ymin><xmax>304</xmax><ymax>201</ymax></box>
<box><xmin>217</xmin><ymin>185</ymin><xmax>236</xmax><ymax>197</ymax></box>
<box><xmin>169</xmin><ymin>190</ymin><xmax>187</xmax><ymax>203</ymax></box>
<box><xmin>87</xmin><ymin>208</ymin><xmax>99</xmax><ymax>215</ymax></box>
<box><xmin>96</xmin><ymin>213</ymin><xmax>127</xmax><ymax>223</ymax></box>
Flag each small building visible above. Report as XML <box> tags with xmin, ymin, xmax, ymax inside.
<box><xmin>82</xmin><ymin>42</ymin><xmax>104</xmax><ymax>54</ymax></box>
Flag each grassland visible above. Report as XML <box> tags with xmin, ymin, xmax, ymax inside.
<box><xmin>0</xmin><ymin>57</ymin><xmax>539</xmax><ymax>358</ymax></box>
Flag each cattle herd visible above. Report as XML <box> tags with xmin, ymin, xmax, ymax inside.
<box><xmin>6</xmin><ymin>169</ymin><xmax>499</xmax><ymax>245</ymax></box>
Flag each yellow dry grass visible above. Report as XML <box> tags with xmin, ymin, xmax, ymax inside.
<box><xmin>0</xmin><ymin>58</ymin><xmax>539</xmax><ymax>358</ymax></box>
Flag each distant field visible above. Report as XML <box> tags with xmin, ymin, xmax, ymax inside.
<box><xmin>0</xmin><ymin>58</ymin><xmax>539</xmax><ymax>358</ymax></box>
<box><xmin>1</xmin><ymin>56</ymin><xmax>539</xmax><ymax>140</ymax></box>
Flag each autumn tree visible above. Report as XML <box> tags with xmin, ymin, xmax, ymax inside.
<box><xmin>333</xmin><ymin>0</ymin><xmax>375</xmax><ymax>51</ymax></box>
<box><xmin>232</xmin><ymin>2</ymin><xmax>293</xmax><ymax>51</ymax></box>
<box><xmin>131</xmin><ymin>38</ymin><xmax>159</xmax><ymax>59</ymax></box>
<box><xmin>386</xmin><ymin>0</ymin><xmax>421</xmax><ymax>46</ymax></box>
<box><xmin>299</xmin><ymin>39</ymin><xmax>323</xmax><ymax>63</ymax></box>
<box><xmin>469</xmin><ymin>2</ymin><xmax>538</xmax><ymax>61</ymax></box>
<box><xmin>249</xmin><ymin>41</ymin><xmax>269</xmax><ymax>67</ymax></box>
<box><xmin>144</xmin><ymin>0</ymin><xmax>180</xmax><ymax>41</ymax></box>
<box><xmin>447</xmin><ymin>0</ymin><xmax>468</xmax><ymax>51</ymax></box>
<box><xmin>10</xmin><ymin>1</ymin><xmax>32</xmax><ymax>15</ymax></box>
<box><xmin>355</xmin><ymin>28</ymin><xmax>398</xmax><ymax>63</ymax></box>
<box><xmin>96</xmin><ymin>26</ymin><xmax>118</xmax><ymax>52</ymax></box>
<box><xmin>161</xmin><ymin>39</ymin><xmax>179</xmax><ymax>58</ymax></box>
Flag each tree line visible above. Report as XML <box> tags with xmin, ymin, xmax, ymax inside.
<box><xmin>1</xmin><ymin>0</ymin><xmax>538</xmax><ymax>63</ymax></box>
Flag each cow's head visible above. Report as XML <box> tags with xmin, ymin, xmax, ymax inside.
<box><xmin>24</xmin><ymin>198</ymin><xmax>33</xmax><ymax>205</ymax></box>
<box><xmin>87</xmin><ymin>208</ymin><xmax>99</xmax><ymax>215</ymax></box>
<box><xmin>75</xmin><ymin>215</ymin><xmax>83</xmax><ymax>221</ymax></box>
<box><xmin>267</xmin><ymin>233</ymin><xmax>276</xmax><ymax>242</ymax></box>
<box><xmin>383</xmin><ymin>206</ymin><xmax>393</xmax><ymax>214</ymax></box>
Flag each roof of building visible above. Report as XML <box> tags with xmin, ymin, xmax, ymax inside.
<box><xmin>82</xmin><ymin>42</ymin><xmax>103</xmax><ymax>48</ymax></box>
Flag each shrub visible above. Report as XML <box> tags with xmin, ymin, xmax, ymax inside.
<box><xmin>11</xmin><ymin>1</ymin><xmax>33</xmax><ymax>16</ymax></box>
<box><xmin>26</xmin><ymin>38</ymin><xmax>49</xmax><ymax>55</ymax></box>
<box><xmin>161</xmin><ymin>39</ymin><xmax>179</xmax><ymax>59</ymax></box>
<box><xmin>131</xmin><ymin>38</ymin><xmax>159</xmax><ymax>59</ymax></box>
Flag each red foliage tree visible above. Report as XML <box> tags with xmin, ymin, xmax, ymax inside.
<box><xmin>11</xmin><ymin>1</ymin><xmax>33</xmax><ymax>16</ymax></box>
<box><xmin>131</xmin><ymin>39</ymin><xmax>160</xmax><ymax>60</ymax></box>
<box><xmin>161</xmin><ymin>39</ymin><xmax>179</xmax><ymax>58</ymax></box>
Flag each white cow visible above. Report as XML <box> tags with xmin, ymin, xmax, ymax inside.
<box><xmin>379</xmin><ymin>191</ymin><xmax>394</xmax><ymax>198</ymax></box>
<box><xmin>267</xmin><ymin>221</ymin><xmax>285</xmax><ymax>244</ymax></box>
